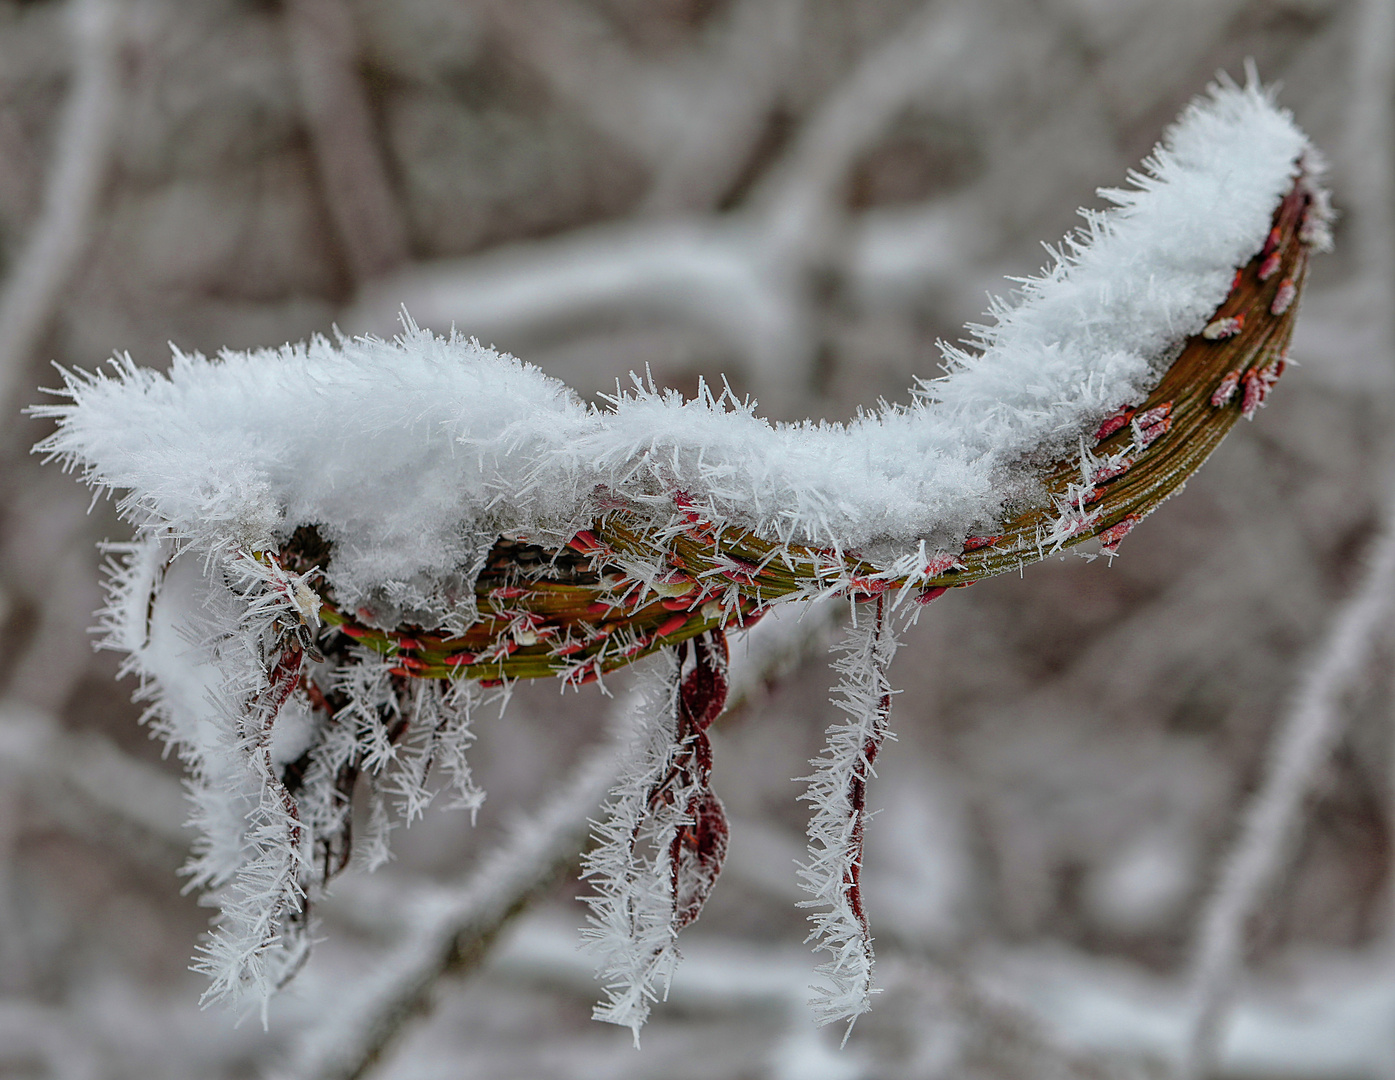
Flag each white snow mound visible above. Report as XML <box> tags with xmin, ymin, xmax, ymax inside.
<box><xmin>36</xmin><ymin>78</ymin><xmax>1312</xmax><ymax>614</ymax></box>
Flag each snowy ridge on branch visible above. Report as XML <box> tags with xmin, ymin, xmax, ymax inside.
<box><xmin>38</xmin><ymin>80</ymin><xmax>1309</xmax><ymax>586</ymax></box>
<box><xmin>580</xmin><ymin>64</ymin><xmax>1312</xmax><ymax>553</ymax></box>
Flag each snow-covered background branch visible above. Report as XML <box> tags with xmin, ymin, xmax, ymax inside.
<box><xmin>2</xmin><ymin>0</ymin><xmax>1391</xmax><ymax>1077</ymax></box>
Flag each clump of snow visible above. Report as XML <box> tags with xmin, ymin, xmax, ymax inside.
<box><xmin>38</xmin><ymin>79</ymin><xmax>1308</xmax><ymax>589</ymax></box>
<box><xmin>37</xmin><ymin>333</ymin><xmax>598</xmax><ymax>631</ymax></box>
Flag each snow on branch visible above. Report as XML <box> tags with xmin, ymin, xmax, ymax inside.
<box><xmin>30</xmin><ymin>77</ymin><xmax>1327</xmax><ymax>1028</ymax></box>
<box><xmin>38</xmin><ymin>80</ymin><xmax>1318</xmax><ymax>563</ymax></box>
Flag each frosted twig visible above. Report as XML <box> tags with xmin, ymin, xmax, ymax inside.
<box><xmin>285</xmin><ymin>0</ymin><xmax>408</xmax><ymax>282</ymax></box>
<box><xmin>638</xmin><ymin>0</ymin><xmax>807</xmax><ymax>215</ymax></box>
<box><xmin>0</xmin><ymin>0</ymin><xmax>120</xmax><ymax>418</ymax></box>
<box><xmin>347</xmin><ymin>219</ymin><xmax>808</xmax><ymax>391</ymax></box>
<box><xmin>4</xmin><ymin>539</ymin><xmax>102</xmax><ymax>713</ymax></box>
<box><xmin>493</xmin><ymin>0</ymin><xmax>807</xmax><ymax>212</ymax></box>
<box><xmin>1179</xmin><ymin>518</ymin><xmax>1395</xmax><ymax>1079</ymax></box>
<box><xmin>483</xmin><ymin>0</ymin><xmax>679</xmax><ymax>166</ymax></box>
<box><xmin>347</xmin><ymin>206</ymin><xmax>992</xmax><ymax>393</ymax></box>
<box><xmin>36</xmin><ymin>75</ymin><xmax>1320</xmax><ymax>1037</ymax></box>
<box><xmin>1342</xmin><ymin>10</ymin><xmax>1395</xmax><ymax>1080</ymax></box>
<box><xmin>579</xmin><ymin>652</ymin><xmax>690</xmax><ymax>1043</ymax></box>
<box><xmin>0</xmin><ymin>1001</ymin><xmax>102</xmax><ymax>1080</ymax></box>
<box><xmin>0</xmin><ymin>698</ymin><xmax>190</xmax><ymax>847</ymax></box>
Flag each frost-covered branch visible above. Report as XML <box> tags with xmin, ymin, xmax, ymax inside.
<box><xmin>1342</xmin><ymin>0</ymin><xmax>1395</xmax><ymax>321</ymax></box>
<box><xmin>0</xmin><ymin>698</ymin><xmax>189</xmax><ymax>847</ymax></box>
<box><xmin>0</xmin><ymin>0</ymin><xmax>121</xmax><ymax>418</ymax></box>
<box><xmin>0</xmin><ymin>1000</ymin><xmax>102</xmax><ymax>1080</ymax></box>
<box><xmin>34</xmin><ymin>77</ymin><xmax>1325</xmax><ymax>1035</ymax></box>
<box><xmin>750</xmin><ymin>1</ymin><xmax>981</xmax><ymax>256</ymax></box>
<box><xmin>483</xmin><ymin>0</ymin><xmax>682</xmax><ymax>168</ymax></box>
<box><xmin>3</xmin><ymin>1</ymin><xmax>1382</xmax><ymax>1074</ymax></box>
<box><xmin>490</xmin><ymin>0</ymin><xmax>811</xmax><ymax>216</ymax></box>
<box><xmin>347</xmin><ymin>219</ymin><xmax>807</xmax><ymax>393</ymax></box>
<box><xmin>347</xmin><ymin>204</ymin><xmax>996</xmax><ymax>397</ymax></box>
<box><xmin>1179</xmin><ymin>518</ymin><xmax>1395</xmax><ymax>1079</ymax></box>
<box><xmin>638</xmin><ymin>0</ymin><xmax>806</xmax><ymax>215</ymax></box>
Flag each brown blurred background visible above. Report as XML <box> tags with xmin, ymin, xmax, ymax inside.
<box><xmin>1</xmin><ymin>0</ymin><xmax>1392</xmax><ymax>1077</ymax></box>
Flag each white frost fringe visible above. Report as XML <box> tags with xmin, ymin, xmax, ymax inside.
<box><xmin>798</xmin><ymin>598</ymin><xmax>899</xmax><ymax>1035</ymax></box>
<box><xmin>188</xmin><ymin>548</ymin><xmax>322</xmax><ymax>1003</ymax></box>
<box><xmin>580</xmin><ymin>652</ymin><xmax>694</xmax><ymax>1045</ymax></box>
<box><xmin>101</xmin><ymin>539</ymin><xmax>490</xmax><ymax>1007</ymax></box>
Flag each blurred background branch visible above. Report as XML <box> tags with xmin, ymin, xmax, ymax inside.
<box><xmin>0</xmin><ymin>0</ymin><xmax>119</xmax><ymax>418</ymax></box>
<box><xmin>285</xmin><ymin>0</ymin><xmax>408</xmax><ymax>282</ymax></box>
<box><xmin>1</xmin><ymin>0</ymin><xmax>1391</xmax><ymax>1078</ymax></box>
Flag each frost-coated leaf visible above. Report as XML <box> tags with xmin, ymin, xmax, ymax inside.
<box><xmin>581</xmin><ymin>633</ymin><xmax>731</xmax><ymax>1042</ymax></box>
<box><xmin>798</xmin><ymin>597</ymin><xmax>898</xmax><ymax>1032</ymax></box>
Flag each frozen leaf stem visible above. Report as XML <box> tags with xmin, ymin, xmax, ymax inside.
<box><xmin>798</xmin><ymin>595</ymin><xmax>898</xmax><ymax>1034</ymax></box>
<box><xmin>580</xmin><ymin>631</ymin><xmax>732</xmax><ymax>1042</ymax></box>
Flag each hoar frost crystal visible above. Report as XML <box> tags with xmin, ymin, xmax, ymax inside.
<box><xmin>33</xmin><ymin>78</ymin><xmax>1328</xmax><ymax>1038</ymax></box>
